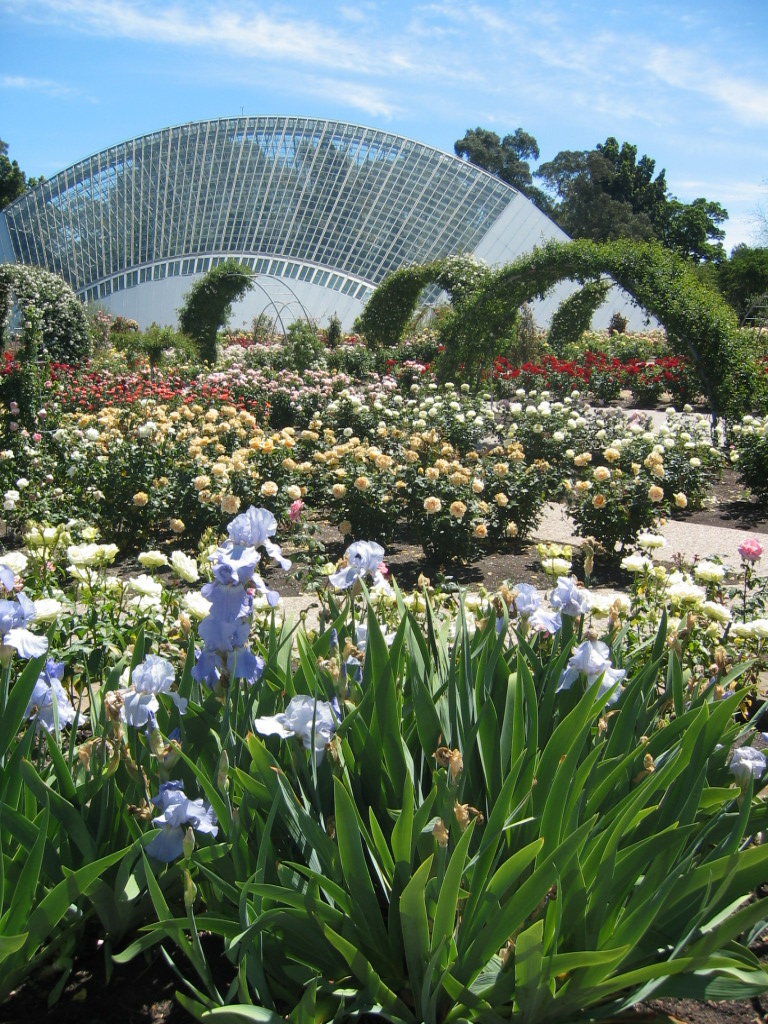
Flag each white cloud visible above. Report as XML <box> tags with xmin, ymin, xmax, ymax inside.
<box><xmin>6</xmin><ymin>0</ymin><xmax>376</xmax><ymax>74</ymax></box>
<box><xmin>0</xmin><ymin>74</ymin><xmax>79</xmax><ymax>97</ymax></box>
<box><xmin>644</xmin><ymin>45</ymin><xmax>768</xmax><ymax>127</ymax></box>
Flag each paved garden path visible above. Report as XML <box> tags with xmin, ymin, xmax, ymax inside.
<box><xmin>533</xmin><ymin>502</ymin><xmax>752</xmax><ymax>569</ymax></box>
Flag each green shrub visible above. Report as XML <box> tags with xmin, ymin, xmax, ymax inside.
<box><xmin>0</xmin><ymin>264</ymin><xmax>91</xmax><ymax>363</ymax></box>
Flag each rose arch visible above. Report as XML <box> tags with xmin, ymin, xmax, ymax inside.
<box><xmin>358</xmin><ymin>239</ymin><xmax>760</xmax><ymax>418</ymax></box>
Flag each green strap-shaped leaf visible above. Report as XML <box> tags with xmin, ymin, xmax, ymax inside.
<box><xmin>2</xmin><ymin>805</ymin><xmax>48</xmax><ymax>937</ymax></box>
<box><xmin>320</xmin><ymin>919</ymin><xmax>416</xmax><ymax>1023</ymax></box>
<box><xmin>0</xmin><ymin>653</ymin><xmax>47</xmax><ymax>760</ymax></box>
<box><xmin>432</xmin><ymin>820</ymin><xmax>475</xmax><ymax>960</ymax></box>
<box><xmin>333</xmin><ymin>777</ymin><xmax>389</xmax><ymax>956</ymax></box>
<box><xmin>391</xmin><ymin>774</ymin><xmax>414</xmax><ymax>867</ymax></box>
<box><xmin>19</xmin><ymin>760</ymin><xmax>96</xmax><ymax>862</ymax></box>
<box><xmin>399</xmin><ymin>857</ymin><xmax>433</xmax><ymax>1012</ymax></box>
<box><xmin>514</xmin><ymin>919</ymin><xmax>552</xmax><ymax>1021</ymax></box>
<box><xmin>26</xmin><ymin>846</ymin><xmax>129</xmax><ymax>951</ymax></box>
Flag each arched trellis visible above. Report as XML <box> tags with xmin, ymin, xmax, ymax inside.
<box><xmin>0</xmin><ymin>263</ymin><xmax>91</xmax><ymax>363</ymax></box>
<box><xmin>358</xmin><ymin>239</ymin><xmax>759</xmax><ymax>418</ymax></box>
<box><xmin>355</xmin><ymin>253</ymin><xmax>491</xmax><ymax>348</ymax></box>
<box><xmin>244</xmin><ymin>276</ymin><xmax>314</xmax><ymax>339</ymax></box>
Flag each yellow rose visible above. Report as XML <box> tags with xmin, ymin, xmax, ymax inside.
<box><xmin>592</xmin><ymin>494</ymin><xmax>606</xmax><ymax>509</ymax></box>
<box><xmin>649</xmin><ymin>484</ymin><xmax>664</xmax><ymax>502</ymax></box>
<box><xmin>133</xmin><ymin>491</ymin><xmax>149</xmax><ymax>507</ymax></box>
<box><xmin>221</xmin><ymin>494</ymin><xmax>241</xmax><ymax>515</ymax></box>
<box><xmin>449</xmin><ymin>500</ymin><xmax>467</xmax><ymax>519</ymax></box>
<box><xmin>473</xmin><ymin>522</ymin><xmax>488</xmax><ymax>539</ymax></box>
<box><xmin>332</xmin><ymin>483</ymin><xmax>347</xmax><ymax>499</ymax></box>
<box><xmin>593</xmin><ymin>466</ymin><xmax>611</xmax><ymax>482</ymax></box>
<box><xmin>354</xmin><ymin>476</ymin><xmax>369</xmax><ymax>491</ymax></box>
<box><xmin>423</xmin><ymin>496</ymin><xmax>442</xmax><ymax>514</ymax></box>
<box><xmin>674</xmin><ymin>492</ymin><xmax>688</xmax><ymax>508</ymax></box>
<box><xmin>260</xmin><ymin>481</ymin><xmax>279</xmax><ymax>497</ymax></box>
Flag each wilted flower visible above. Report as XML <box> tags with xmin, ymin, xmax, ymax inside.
<box><xmin>432</xmin><ymin>819</ymin><xmax>449</xmax><ymax>847</ymax></box>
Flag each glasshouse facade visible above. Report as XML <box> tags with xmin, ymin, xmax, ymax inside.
<box><xmin>0</xmin><ymin>116</ymin><xmax>641</xmax><ymax>331</ymax></box>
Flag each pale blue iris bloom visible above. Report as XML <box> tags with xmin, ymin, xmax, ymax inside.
<box><xmin>0</xmin><ymin>589</ymin><xmax>48</xmax><ymax>661</ymax></box>
<box><xmin>25</xmin><ymin>658</ymin><xmax>76</xmax><ymax>733</ymax></box>
<box><xmin>122</xmin><ymin>654</ymin><xmax>187</xmax><ymax>728</ymax></box>
<box><xmin>329</xmin><ymin>541</ymin><xmax>390</xmax><ymax>592</ymax></box>
<box><xmin>146</xmin><ymin>781</ymin><xmax>218</xmax><ymax>862</ymax></box>
<box><xmin>557</xmin><ymin>639</ymin><xmax>625</xmax><ymax>705</ymax></box>
<box><xmin>254</xmin><ymin>694</ymin><xmax>339</xmax><ymax>765</ymax></box>
<box><xmin>193</xmin><ymin>506</ymin><xmax>287</xmax><ymax>690</ymax></box>
<box><xmin>550</xmin><ymin>577</ymin><xmax>592</xmax><ymax>618</ymax></box>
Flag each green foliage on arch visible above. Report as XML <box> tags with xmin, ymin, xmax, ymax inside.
<box><xmin>0</xmin><ymin>263</ymin><xmax>91</xmax><ymax>363</ymax></box>
<box><xmin>359</xmin><ymin>238</ymin><xmax>763</xmax><ymax>417</ymax></box>
<box><xmin>178</xmin><ymin>259</ymin><xmax>254</xmax><ymax>364</ymax></box>
<box><xmin>355</xmin><ymin>253</ymin><xmax>492</xmax><ymax>348</ymax></box>
<box><xmin>546</xmin><ymin>278</ymin><xmax>610</xmax><ymax>354</ymax></box>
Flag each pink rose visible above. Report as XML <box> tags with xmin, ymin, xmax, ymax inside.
<box><xmin>289</xmin><ymin>499</ymin><xmax>304</xmax><ymax>522</ymax></box>
<box><xmin>738</xmin><ymin>537</ymin><xmax>764</xmax><ymax>563</ymax></box>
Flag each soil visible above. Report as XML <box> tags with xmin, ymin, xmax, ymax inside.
<box><xmin>3</xmin><ymin>468</ymin><xmax>768</xmax><ymax>1023</ymax></box>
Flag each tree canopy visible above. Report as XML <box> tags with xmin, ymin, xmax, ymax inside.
<box><xmin>454</xmin><ymin>127</ymin><xmax>552</xmax><ymax>211</ymax></box>
<box><xmin>455</xmin><ymin>127</ymin><xmax>728</xmax><ymax>264</ymax></box>
<box><xmin>0</xmin><ymin>138</ymin><xmax>42</xmax><ymax>210</ymax></box>
<box><xmin>717</xmin><ymin>245</ymin><xmax>768</xmax><ymax>322</ymax></box>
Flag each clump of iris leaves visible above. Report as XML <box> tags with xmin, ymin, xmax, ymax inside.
<box><xmin>2</xmin><ymin>509</ymin><xmax>768</xmax><ymax>1024</ymax></box>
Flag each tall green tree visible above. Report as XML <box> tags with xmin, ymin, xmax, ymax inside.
<box><xmin>0</xmin><ymin>138</ymin><xmax>42</xmax><ymax>209</ymax></box>
<box><xmin>535</xmin><ymin>136</ymin><xmax>727</xmax><ymax>262</ymax></box>
<box><xmin>717</xmin><ymin>245</ymin><xmax>768</xmax><ymax>321</ymax></box>
<box><xmin>454</xmin><ymin>127</ymin><xmax>552</xmax><ymax>210</ymax></box>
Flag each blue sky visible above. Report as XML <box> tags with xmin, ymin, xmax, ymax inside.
<box><xmin>2</xmin><ymin>0</ymin><xmax>766</xmax><ymax>253</ymax></box>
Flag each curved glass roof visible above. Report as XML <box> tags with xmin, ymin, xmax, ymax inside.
<box><xmin>1</xmin><ymin>117</ymin><xmax>518</xmax><ymax>300</ymax></box>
